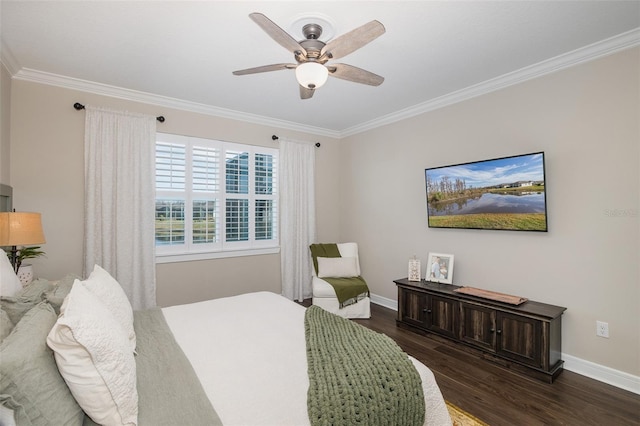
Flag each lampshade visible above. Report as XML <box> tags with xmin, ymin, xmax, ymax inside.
<box><xmin>0</xmin><ymin>212</ymin><xmax>46</xmax><ymax>246</ymax></box>
<box><xmin>295</xmin><ymin>62</ymin><xmax>329</xmax><ymax>89</ymax></box>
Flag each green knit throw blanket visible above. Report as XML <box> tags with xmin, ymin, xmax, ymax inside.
<box><xmin>305</xmin><ymin>306</ymin><xmax>425</xmax><ymax>426</ymax></box>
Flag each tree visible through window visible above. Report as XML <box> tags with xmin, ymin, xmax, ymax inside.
<box><xmin>155</xmin><ymin>133</ymin><xmax>278</xmax><ymax>258</ymax></box>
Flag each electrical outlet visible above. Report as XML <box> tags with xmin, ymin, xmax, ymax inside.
<box><xmin>596</xmin><ymin>321</ymin><xmax>609</xmax><ymax>338</ymax></box>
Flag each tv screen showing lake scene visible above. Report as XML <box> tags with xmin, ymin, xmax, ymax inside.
<box><xmin>425</xmin><ymin>152</ymin><xmax>547</xmax><ymax>231</ymax></box>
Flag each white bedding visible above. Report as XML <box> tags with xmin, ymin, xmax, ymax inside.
<box><xmin>162</xmin><ymin>291</ymin><xmax>451</xmax><ymax>426</ymax></box>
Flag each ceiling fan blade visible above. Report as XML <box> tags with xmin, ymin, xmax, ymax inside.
<box><xmin>300</xmin><ymin>85</ymin><xmax>315</xmax><ymax>100</ymax></box>
<box><xmin>232</xmin><ymin>63</ymin><xmax>296</xmax><ymax>75</ymax></box>
<box><xmin>320</xmin><ymin>20</ymin><xmax>385</xmax><ymax>60</ymax></box>
<box><xmin>249</xmin><ymin>13</ymin><xmax>307</xmax><ymax>57</ymax></box>
<box><xmin>328</xmin><ymin>64</ymin><xmax>384</xmax><ymax>86</ymax></box>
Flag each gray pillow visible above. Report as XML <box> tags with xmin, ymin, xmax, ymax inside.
<box><xmin>19</xmin><ymin>279</ymin><xmax>53</xmax><ymax>300</ymax></box>
<box><xmin>0</xmin><ymin>302</ymin><xmax>84</xmax><ymax>426</ymax></box>
<box><xmin>45</xmin><ymin>274</ymin><xmax>80</xmax><ymax>314</ymax></box>
<box><xmin>0</xmin><ymin>295</ymin><xmax>42</xmax><ymax>326</ymax></box>
<box><xmin>0</xmin><ymin>308</ymin><xmax>13</xmax><ymax>341</ymax></box>
<box><xmin>0</xmin><ymin>278</ymin><xmax>55</xmax><ymax>325</ymax></box>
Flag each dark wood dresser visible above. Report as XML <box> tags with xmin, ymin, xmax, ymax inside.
<box><xmin>395</xmin><ymin>278</ymin><xmax>566</xmax><ymax>383</ymax></box>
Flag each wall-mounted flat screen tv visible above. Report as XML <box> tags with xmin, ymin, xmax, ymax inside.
<box><xmin>425</xmin><ymin>152</ymin><xmax>547</xmax><ymax>231</ymax></box>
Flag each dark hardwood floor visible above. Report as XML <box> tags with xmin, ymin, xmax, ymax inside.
<box><xmin>305</xmin><ymin>301</ymin><xmax>640</xmax><ymax>425</ymax></box>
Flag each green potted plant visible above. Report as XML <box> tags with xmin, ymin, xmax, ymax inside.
<box><xmin>13</xmin><ymin>246</ymin><xmax>46</xmax><ymax>285</ymax></box>
<box><xmin>14</xmin><ymin>246</ymin><xmax>45</xmax><ymax>272</ymax></box>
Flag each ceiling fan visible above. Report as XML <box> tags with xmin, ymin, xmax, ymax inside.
<box><xmin>232</xmin><ymin>13</ymin><xmax>385</xmax><ymax>99</ymax></box>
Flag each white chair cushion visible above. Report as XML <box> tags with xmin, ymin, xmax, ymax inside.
<box><xmin>312</xmin><ymin>294</ymin><xmax>371</xmax><ymax>319</ymax></box>
<box><xmin>312</xmin><ymin>277</ymin><xmax>341</xmax><ymax>298</ymax></box>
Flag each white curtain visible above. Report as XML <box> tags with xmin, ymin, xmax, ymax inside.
<box><xmin>84</xmin><ymin>106</ymin><xmax>157</xmax><ymax>309</ymax></box>
<box><xmin>279</xmin><ymin>139</ymin><xmax>316</xmax><ymax>302</ymax></box>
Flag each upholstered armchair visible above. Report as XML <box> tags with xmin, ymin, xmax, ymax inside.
<box><xmin>310</xmin><ymin>242</ymin><xmax>371</xmax><ymax>319</ymax></box>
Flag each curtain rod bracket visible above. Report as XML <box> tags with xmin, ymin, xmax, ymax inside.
<box><xmin>73</xmin><ymin>103</ymin><xmax>165</xmax><ymax>122</ymax></box>
<box><xmin>272</xmin><ymin>135</ymin><xmax>320</xmax><ymax>147</ymax></box>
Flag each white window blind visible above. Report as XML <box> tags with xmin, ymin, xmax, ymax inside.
<box><xmin>155</xmin><ymin>133</ymin><xmax>278</xmax><ymax>261</ymax></box>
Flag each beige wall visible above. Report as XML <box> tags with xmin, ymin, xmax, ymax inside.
<box><xmin>8</xmin><ymin>81</ymin><xmax>341</xmax><ymax>306</ymax></box>
<box><xmin>6</xmin><ymin>47</ymin><xmax>639</xmax><ymax>377</ymax></box>
<box><xmin>0</xmin><ymin>63</ymin><xmax>11</xmax><ymax>183</ymax></box>
<box><xmin>340</xmin><ymin>48</ymin><xmax>640</xmax><ymax>376</ymax></box>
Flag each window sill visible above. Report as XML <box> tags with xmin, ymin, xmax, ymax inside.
<box><xmin>155</xmin><ymin>247</ymin><xmax>280</xmax><ymax>264</ymax></box>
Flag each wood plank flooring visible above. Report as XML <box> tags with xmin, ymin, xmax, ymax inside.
<box><xmin>306</xmin><ymin>301</ymin><xmax>640</xmax><ymax>425</ymax></box>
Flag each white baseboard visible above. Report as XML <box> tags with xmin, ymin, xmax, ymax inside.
<box><xmin>562</xmin><ymin>354</ymin><xmax>640</xmax><ymax>395</ymax></box>
<box><xmin>370</xmin><ymin>293</ymin><xmax>640</xmax><ymax>395</ymax></box>
<box><xmin>370</xmin><ymin>293</ymin><xmax>398</xmax><ymax>311</ymax></box>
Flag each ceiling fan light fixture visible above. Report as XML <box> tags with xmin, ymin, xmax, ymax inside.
<box><xmin>234</xmin><ymin>13</ymin><xmax>386</xmax><ymax>99</ymax></box>
<box><xmin>295</xmin><ymin>62</ymin><xmax>328</xmax><ymax>89</ymax></box>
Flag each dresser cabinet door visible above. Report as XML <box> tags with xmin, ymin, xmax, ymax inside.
<box><xmin>427</xmin><ymin>295</ymin><xmax>458</xmax><ymax>339</ymax></box>
<box><xmin>400</xmin><ymin>289</ymin><xmax>429</xmax><ymax>329</ymax></box>
<box><xmin>497</xmin><ymin>312</ymin><xmax>543</xmax><ymax>368</ymax></box>
<box><xmin>459</xmin><ymin>302</ymin><xmax>497</xmax><ymax>353</ymax></box>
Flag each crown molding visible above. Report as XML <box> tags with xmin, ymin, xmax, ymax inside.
<box><xmin>10</xmin><ymin>68</ymin><xmax>341</xmax><ymax>139</ymax></box>
<box><xmin>340</xmin><ymin>27</ymin><xmax>640</xmax><ymax>137</ymax></box>
<box><xmin>5</xmin><ymin>28</ymin><xmax>639</xmax><ymax>139</ymax></box>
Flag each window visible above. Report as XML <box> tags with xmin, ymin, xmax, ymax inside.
<box><xmin>155</xmin><ymin>133</ymin><xmax>278</xmax><ymax>261</ymax></box>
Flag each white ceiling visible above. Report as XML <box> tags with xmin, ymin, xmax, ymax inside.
<box><xmin>2</xmin><ymin>1</ymin><xmax>639</xmax><ymax>137</ymax></box>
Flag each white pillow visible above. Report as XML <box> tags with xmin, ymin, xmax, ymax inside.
<box><xmin>317</xmin><ymin>257</ymin><xmax>359</xmax><ymax>278</ymax></box>
<box><xmin>81</xmin><ymin>265</ymin><xmax>136</xmax><ymax>352</ymax></box>
<box><xmin>47</xmin><ymin>281</ymin><xmax>138</xmax><ymax>426</ymax></box>
<box><xmin>0</xmin><ymin>251</ymin><xmax>22</xmax><ymax>297</ymax></box>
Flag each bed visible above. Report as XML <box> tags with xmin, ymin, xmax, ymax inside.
<box><xmin>0</xmin><ymin>268</ymin><xmax>452</xmax><ymax>426</ymax></box>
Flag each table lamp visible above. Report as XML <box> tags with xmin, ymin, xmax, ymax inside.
<box><xmin>0</xmin><ymin>212</ymin><xmax>46</xmax><ymax>273</ymax></box>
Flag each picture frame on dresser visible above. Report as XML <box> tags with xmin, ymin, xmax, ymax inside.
<box><xmin>426</xmin><ymin>252</ymin><xmax>454</xmax><ymax>284</ymax></box>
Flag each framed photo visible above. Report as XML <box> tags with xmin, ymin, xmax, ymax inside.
<box><xmin>426</xmin><ymin>253</ymin><xmax>454</xmax><ymax>284</ymax></box>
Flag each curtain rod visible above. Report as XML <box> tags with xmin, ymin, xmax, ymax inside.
<box><xmin>272</xmin><ymin>135</ymin><xmax>320</xmax><ymax>147</ymax></box>
<box><xmin>73</xmin><ymin>103</ymin><xmax>165</xmax><ymax>123</ymax></box>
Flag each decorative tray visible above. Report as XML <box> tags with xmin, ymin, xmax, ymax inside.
<box><xmin>453</xmin><ymin>286</ymin><xmax>528</xmax><ymax>305</ymax></box>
